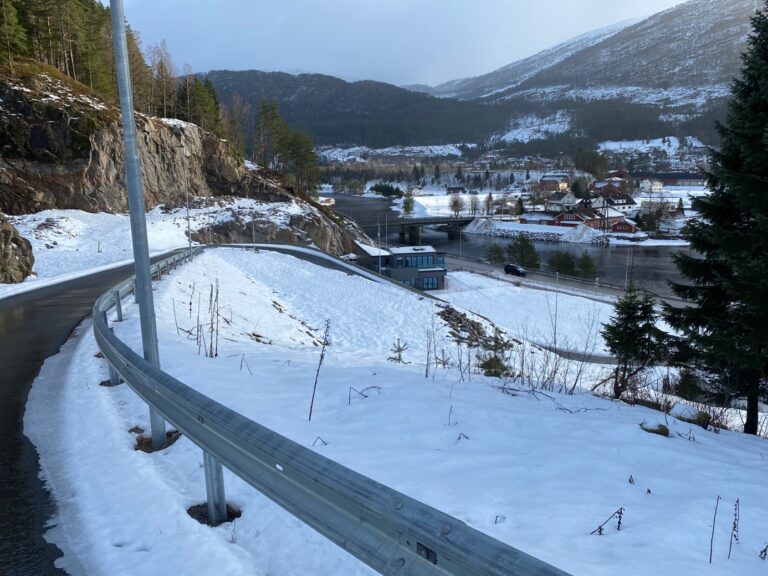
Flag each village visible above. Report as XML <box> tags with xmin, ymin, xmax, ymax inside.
<box><xmin>322</xmin><ymin>144</ymin><xmax>709</xmax><ymax>242</ymax></box>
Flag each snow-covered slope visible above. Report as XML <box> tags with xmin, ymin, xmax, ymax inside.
<box><xmin>413</xmin><ymin>0</ymin><xmax>756</xmax><ymax>113</ymax></box>
<box><xmin>25</xmin><ymin>249</ymin><xmax>768</xmax><ymax>575</ymax></box>
<box><xmin>493</xmin><ymin>0</ymin><xmax>759</xmax><ymax>106</ymax></box>
<box><xmin>416</xmin><ymin>19</ymin><xmax>637</xmax><ymax>100</ymax></box>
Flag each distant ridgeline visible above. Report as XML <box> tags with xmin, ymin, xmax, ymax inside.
<box><xmin>202</xmin><ymin>70</ymin><xmax>508</xmax><ymax>149</ymax></box>
<box><xmin>204</xmin><ymin>67</ymin><xmax>726</xmax><ymax>154</ymax></box>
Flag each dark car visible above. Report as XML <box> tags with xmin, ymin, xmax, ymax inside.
<box><xmin>504</xmin><ymin>263</ymin><xmax>526</xmax><ymax>277</ymax></box>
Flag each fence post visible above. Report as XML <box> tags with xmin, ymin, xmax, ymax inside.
<box><xmin>113</xmin><ymin>290</ymin><xmax>123</xmax><ymax>322</ymax></box>
<box><xmin>203</xmin><ymin>451</ymin><xmax>227</xmax><ymax>525</ymax></box>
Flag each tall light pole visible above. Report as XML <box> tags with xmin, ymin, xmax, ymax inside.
<box><xmin>110</xmin><ymin>0</ymin><xmax>166</xmax><ymax>449</ymax></box>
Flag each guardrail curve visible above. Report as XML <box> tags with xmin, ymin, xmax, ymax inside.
<box><xmin>93</xmin><ymin>245</ymin><xmax>570</xmax><ymax>576</ymax></box>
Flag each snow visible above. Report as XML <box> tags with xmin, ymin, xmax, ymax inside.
<box><xmin>354</xmin><ymin>240</ymin><xmax>389</xmax><ymax>257</ymax></box>
<box><xmin>499</xmin><ymin>112</ymin><xmax>572</xmax><ymax>143</ymax></box>
<box><xmin>599</xmin><ymin>136</ymin><xmax>706</xmax><ymax>155</ymax></box>
<box><xmin>317</xmin><ymin>144</ymin><xmax>472</xmax><ymax>163</ymax></box>
<box><xmin>0</xmin><ymin>198</ymin><xmax>312</xmax><ymax>299</ymax></box>
<box><xmin>160</xmin><ymin>118</ymin><xmax>198</xmax><ymax>130</ymax></box>
<box><xmin>634</xmin><ymin>186</ymin><xmax>709</xmax><ymax>211</ymax></box>
<box><xmin>24</xmin><ymin>247</ymin><xmax>768</xmax><ymax>576</ymax></box>
<box><xmin>389</xmin><ymin>245</ymin><xmax>436</xmax><ymax>255</ymax></box>
<box><xmin>442</xmin><ymin>270</ymin><xmax>613</xmax><ymax>354</ymax></box>
<box><xmin>507</xmin><ymin>85</ymin><xmax>731</xmax><ymax>109</ymax></box>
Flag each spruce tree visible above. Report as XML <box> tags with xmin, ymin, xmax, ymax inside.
<box><xmin>576</xmin><ymin>251</ymin><xmax>598</xmax><ymax>279</ymax></box>
<box><xmin>506</xmin><ymin>236</ymin><xmax>540</xmax><ymax>269</ymax></box>
<box><xmin>665</xmin><ymin>4</ymin><xmax>768</xmax><ymax>434</ymax></box>
<box><xmin>486</xmin><ymin>243</ymin><xmax>505</xmax><ymax>264</ymax></box>
<box><xmin>603</xmin><ymin>284</ymin><xmax>665</xmax><ymax>399</ymax></box>
<box><xmin>402</xmin><ymin>191</ymin><xmax>415</xmax><ymax>216</ymax></box>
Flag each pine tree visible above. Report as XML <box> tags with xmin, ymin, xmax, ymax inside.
<box><xmin>547</xmin><ymin>251</ymin><xmax>576</xmax><ymax>276</ymax></box>
<box><xmin>603</xmin><ymin>284</ymin><xmax>665</xmax><ymax>399</ymax></box>
<box><xmin>506</xmin><ymin>236</ymin><xmax>540</xmax><ymax>269</ymax></box>
<box><xmin>665</xmin><ymin>4</ymin><xmax>768</xmax><ymax>434</ymax></box>
<box><xmin>486</xmin><ymin>243</ymin><xmax>505</xmax><ymax>264</ymax></box>
<box><xmin>402</xmin><ymin>191</ymin><xmax>414</xmax><ymax>216</ymax></box>
<box><xmin>576</xmin><ymin>251</ymin><xmax>598</xmax><ymax>279</ymax></box>
<box><xmin>1</xmin><ymin>0</ymin><xmax>27</xmax><ymax>71</ymax></box>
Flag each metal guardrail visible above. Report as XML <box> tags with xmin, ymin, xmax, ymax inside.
<box><xmin>93</xmin><ymin>245</ymin><xmax>570</xmax><ymax>576</ymax></box>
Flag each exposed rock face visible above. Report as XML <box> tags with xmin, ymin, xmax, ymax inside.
<box><xmin>0</xmin><ymin>214</ymin><xmax>34</xmax><ymax>283</ymax></box>
<box><xmin>0</xmin><ymin>71</ymin><xmax>255</xmax><ymax>214</ymax></box>
<box><xmin>0</xmin><ymin>68</ymin><xmax>365</xmax><ymax>275</ymax></box>
<box><xmin>188</xmin><ymin>197</ymin><xmax>364</xmax><ymax>255</ymax></box>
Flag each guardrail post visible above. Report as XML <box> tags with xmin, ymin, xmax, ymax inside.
<box><xmin>203</xmin><ymin>451</ymin><xmax>227</xmax><ymax>525</ymax></box>
<box><xmin>108</xmin><ymin>328</ymin><xmax>121</xmax><ymax>386</ymax></box>
<box><xmin>113</xmin><ymin>290</ymin><xmax>123</xmax><ymax>322</ymax></box>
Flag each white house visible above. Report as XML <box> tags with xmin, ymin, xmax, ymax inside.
<box><xmin>545</xmin><ymin>190</ymin><xmax>580</xmax><ymax>211</ymax></box>
<box><xmin>592</xmin><ymin>194</ymin><xmax>638</xmax><ymax>217</ymax></box>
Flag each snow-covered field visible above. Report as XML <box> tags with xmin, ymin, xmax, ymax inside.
<box><xmin>0</xmin><ymin>198</ymin><xmax>311</xmax><ymax>299</ymax></box>
<box><xmin>599</xmin><ymin>136</ymin><xmax>705</xmax><ymax>155</ymax></box>
<box><xmin>442</xmin><ymin>270</ymin><xmax>612</xmax><ymax>354</ymax></box>
<box><xmin>509</xmin><ymin>85</ymin><xmax>730</xmax><ymax>109</ymax></box>
<box><xmin>499</xmin><ymin>112</ymin><xmax>572</xmax><ymax>143</ymax></box>
<box><xmin>317</xmin><ymin>144</ymin><xmax>472</xmax><ymax>163</ymax></box>
<box><xmin>25</xmin><ymin>248</ymin><xmax>768</xmax><ymax>576</ymax></box>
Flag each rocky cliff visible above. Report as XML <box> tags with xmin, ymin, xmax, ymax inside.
<box><xmin>0</xmin><ymin>214</ymin><xmax>34</xmax><ymax>283</ymax></box>
<box><xmin>0</xmin><ymin>65</ymin><xmax>364</xmax><ymax>282</ymax></box>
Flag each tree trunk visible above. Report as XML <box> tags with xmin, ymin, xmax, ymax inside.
<box><xmin>743</xmin><ymin>389</ymin><xmax>759</xmax><ymax>435</ymax></box>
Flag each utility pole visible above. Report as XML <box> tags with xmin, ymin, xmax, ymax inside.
<box><xmin>110</xmin><ymin>0</ymin><xmax>166</xmax><ymax>449</ymax></box>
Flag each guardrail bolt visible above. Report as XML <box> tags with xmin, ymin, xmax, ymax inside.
<box><xmin>396</xmin><ymin>558</ymin><xmax>406</xmax><ymax>569</ymax></box>
<box><xmin>394</xmin><ymin>500</ymin><xmax>404</xmax><ymax>510</ymax></box>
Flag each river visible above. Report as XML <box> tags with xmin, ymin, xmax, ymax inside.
<box><xmin>330</xmin><ymin>194</ymin><xmax>690</xmax><ymax>298</ymax></box>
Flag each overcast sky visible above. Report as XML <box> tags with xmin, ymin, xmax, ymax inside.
<box><xmin>117</xmin><ymin>0</ymin><xmax>687</xmax><ymax>86</ymax></box>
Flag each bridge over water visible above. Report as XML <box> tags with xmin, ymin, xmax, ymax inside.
<box><xmin>383</xmin><ymin>216</ymin><xmax>476</xmax><ymax>243</ymax></box>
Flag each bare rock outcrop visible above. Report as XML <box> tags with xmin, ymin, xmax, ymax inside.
<box><xmin>186</xmin><ymin>196</ymin><xmax>364</xmax><ymax>255</ymax></box>
<box><xmin>0</xmin><ymin>70</ymin><xmax>255</xmax><ymax>214</ymax></box>
<box><xmin>0</xmin><ymin>67</ymin><xmax>365</xmax><ymax>279</ymax></box>
<box><xmin>0</xmin><ymin>214</ymin><xmax>34</xmax><ymax>283</ymax></box>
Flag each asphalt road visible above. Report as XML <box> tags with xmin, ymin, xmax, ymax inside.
<box><xmin>0</xmin><ymin>253</ymin><xmax>179</xmax><ymax>576</ymax></box>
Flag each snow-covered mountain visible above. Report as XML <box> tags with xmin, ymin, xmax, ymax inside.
<box><xmin>410</xmin><ymin>19</ymin><xmax>638</xmax><ymax>100</ymax></box>
<box><xmin>414</xmin><ymin>0</ymin><xmax>758</xmax><ymax>111</ymax></box>
<box><xmin>495</xmin><ymin>0</ymin><xmax>759</xmax><ymax>106</ymax></box>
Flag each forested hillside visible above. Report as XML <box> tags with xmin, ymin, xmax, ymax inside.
<box><xmin>204</xmin><ymin>70</ymin><xmax>510</xmax><ymax>147</ymax></box>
